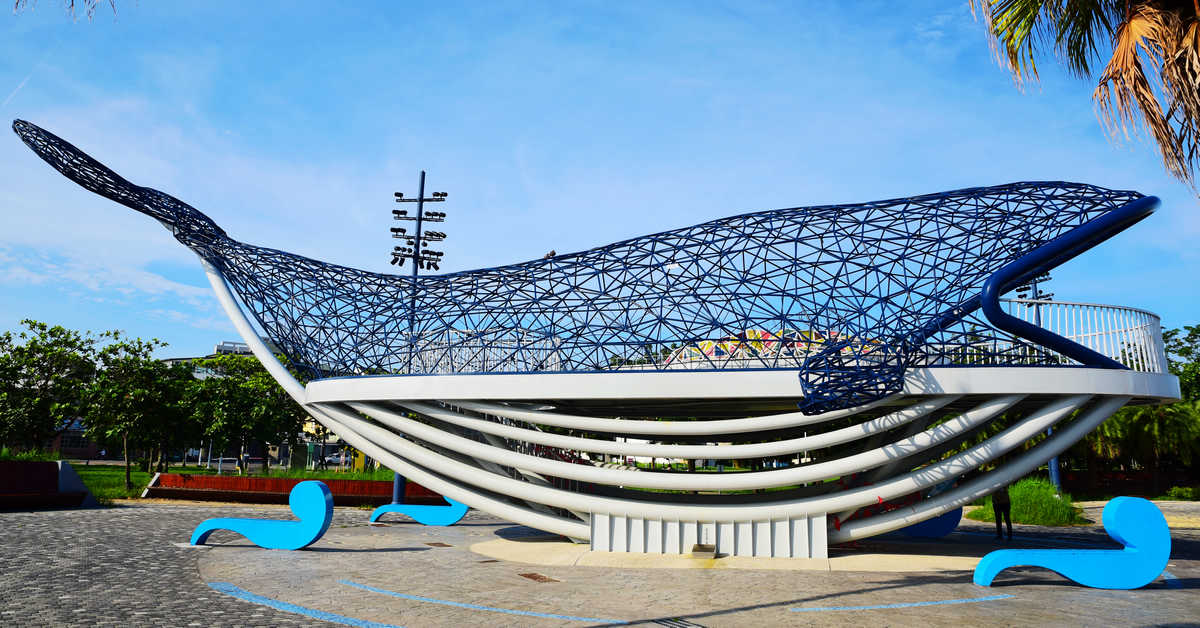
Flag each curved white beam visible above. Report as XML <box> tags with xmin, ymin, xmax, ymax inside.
<box><xmin>829</xmin><ymin>395</ymin><xmax>1129</xmax><ymax>542</ymax></box>
<box><xmin>373</xmin><ymin>396</ymin><xmax>960</xmax><ymax>459</ymax></box>
<box><xmin>202</xmin><ymin>261</ymin><xmax>305</xmax><ymax>401</ymax></box>
<box><xmin>304</xmin><ymin>403</ymin><xmax>590</xmax><ymax>539</ymax></box>
<box><xmin>333</xmin><ymin>395</ymin><xmax>1018</xmax><ymax>491</ymax></box>
<box><xmin>449</xmin><ymin>398</ymin><xmax>895</xmax><ymax>436</ymax></box>
<box><xmin>308</xmin><ymin>393</ymin><xmax>1085</xmax><ymax>519</ymax></box>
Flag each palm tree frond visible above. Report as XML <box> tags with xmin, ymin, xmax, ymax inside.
<box><xmin>1093</xmin><ymin>5</ymin><xmax>1196</xmax><ymax>184</ymax></box>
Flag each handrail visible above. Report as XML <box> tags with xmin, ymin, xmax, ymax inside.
<box><xmin>979</xmin><ymin>196</ymin><xmax>1160</xmax><ymax>370</ymax></box>
<box><xmin>1005</xmin><ymin>298</ymin><xmax>1160</xmax><ymax>319</ymax></box>
<box><xmin>998</xmin><ymin>298</ymin><xmax>1167</xmax><ymax>373</ymax></box>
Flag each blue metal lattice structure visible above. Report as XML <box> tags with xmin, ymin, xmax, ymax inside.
<box><xmin>12</xmin><ymin>119</ymin><xmax>1155</xmax><ymax>413</ymax></box>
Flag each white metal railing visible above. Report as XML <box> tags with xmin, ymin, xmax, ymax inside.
<box><xmin>411</xmin><ymin>327</ymin><xmax>563</xmax><ymax>373</ymax></box>
<box><xmin>399</xmin><ymin>301</ymin><xmax>1167</xmax><ymax>375</ymax></box>
<box><xmin>999</xmin><ymin>298</ymin><xmax>1168</xmax><ymax>373</ymax></box>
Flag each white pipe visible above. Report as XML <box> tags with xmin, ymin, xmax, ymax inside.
<box><xmin>336</xmin><ymin>395</ymin><xmax>1018</xmax><ymax>491</ymax></box>
<box><xmin>202</xmin><ymin>261</ymin><xmax>305</xmax><ymax>401</ymax></box>
<box><xmin>829</xmin><ymin>395</ymin><xmax>1127</xmax><ymax>542</ymax></box>
<box><xmin>307</xmin><ymin>394</ymin><xmax>1082</xmax><ymax>521</ymax></box>
<box><xmin>307</xmin><ymin>404</ymin><xmax>589</xmax><ymax>539</ymax></box>
<box><xmin>451</xmin><ymin>397</ymin><xmax>896</xmax><ymax>436</ymax></box>
<box><xmin>376</xmin><ymin>396</ymin><xmax>959</xmax><ymax>460</ymax></box>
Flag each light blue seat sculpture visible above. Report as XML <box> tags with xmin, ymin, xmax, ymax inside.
<box><xmin>190</xmin><ymin>480</ymin><xmax>334</xmax><ymax>550</ymax></box>
<box><xmin>973</xmin><ymin>496</ymin><xmax>1171</xmax><ymax>590</ymax></box>
<box><xmin>369</xmin><ymin>497</ymin><xmax>468</xmax><ymax>526</ymax></box>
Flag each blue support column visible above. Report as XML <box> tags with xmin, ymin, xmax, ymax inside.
<box><xmin>1047</xmin><ymin>428</ymin><xmax>1063</xmax><ymax>492</ymax></box>
<box><xmin>391</xmin><ymin>472</ymin><xmax>406</xmax><ymax>505</ymax></box>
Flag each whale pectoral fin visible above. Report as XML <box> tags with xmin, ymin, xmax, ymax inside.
<box><xmin>368</xmin><ymin>498</ymin><xmax>468</xmax><ymax>526</ymax></box>
<box><xmin>188</xmin><ymin>481</ymin><xmax>334</xmax><ymax>550</ymax></box>
<box><xmin>973</xmin><ymin>496</ymin><xmax>1171</xmax><ymax>590</ymax></box>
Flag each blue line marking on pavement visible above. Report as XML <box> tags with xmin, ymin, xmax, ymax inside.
<box><xmin>790</xmin><ymin>594</ymin><xmax>1014</xmax><ymax>612</ymax></box>
<box><xmin>339</xmin><ymin>579</ymin><xmax>624</xmax><ymax>624</ymax></box>
<box><xmin>209</xmin><ymin>582</ymin><xmax>402</xmax><ymax>628</ymax></box>
<box><xmin>1162</xmin><ymin>571</ymin><xmax>1181</xmax><ymax>589</ymax></box>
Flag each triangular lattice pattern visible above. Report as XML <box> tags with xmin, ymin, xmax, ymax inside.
<box><xmin>14</xmin><ymin>119</ymin><xmax>1144</xmax><ymax>413</ymax></box>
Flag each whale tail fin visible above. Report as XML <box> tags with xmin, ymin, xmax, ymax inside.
<box><xmin>12</xmin><ymin>119</ymin><xmax>225</xmax><ymax>243</ymax></box>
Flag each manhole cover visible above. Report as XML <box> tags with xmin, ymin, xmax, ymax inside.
<box><xmin>425</xmin><ymin>542</ymin><xmax>452</xmax><ymax>547</ymax></box>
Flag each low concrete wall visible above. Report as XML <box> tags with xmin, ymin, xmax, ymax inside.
<box><xmin>143</xmin><ymin>473</ymin><xmax>445</xmax><ymax>506</ymax></box>
<box><xmin>0</xmin><ymin>460</ymin><xmax>96</xmax><ymax>509</ymax></box>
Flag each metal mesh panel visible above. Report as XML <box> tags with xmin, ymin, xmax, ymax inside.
<box><xmin>13</xmin><ymin>119</ymin><xmax>1145</xmax><ymax>412</ymax></box>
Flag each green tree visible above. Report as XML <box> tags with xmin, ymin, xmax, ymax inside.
<box><xmin>0</xmin><ymin>319</ymin><xmax>100</xmax><ymax>451</ymax></box>
<box><xmin>1084</xmin><ymin>324</ymin><xmax>1200</xmax><ymax>490</ymax></box>
<box><xmin>84</xmin><ymin>334</ymin><xmax>192</xmax><ymax>489</ymax></box>
<box><xmin>973</xmin><ymin>1</ymin><xmax>1200</xmax><ymax>187</ymax></box>
<box><xmin>1164</xmin><ymin>324</ymin><xmax>1200</xmax><ymax>400</ymax></box>
<box><xmin>190</xmin><ymin>354</ymin><xmax>305</xmax><ymax>473</ymax></box>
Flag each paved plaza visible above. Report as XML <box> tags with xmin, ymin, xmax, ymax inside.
<box><xmin>1</xmin><ymin>501</ymin><xmax>1198</xmax><ymax>626</ymax></box>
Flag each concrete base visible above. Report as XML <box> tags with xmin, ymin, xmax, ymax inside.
<box><xmin>472</xmin><ymin>536</ymin><xmax>982</xmax><ymax>572</ymax></box>
<box><xmin>590</xmin><ymin>512</ymin><xmax>828</xmax><ymax>558</ymax></box>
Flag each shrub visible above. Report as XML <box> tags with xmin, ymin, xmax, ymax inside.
<box><xmin>1165</xmin><ymin>486</ymin><xmax>1198</xmax><ymax>501</ymax></box>
<box><xmin>966</xmin><ymin>477</ymin><xmax>1088</xmax><ymax>526</ymax></box>
<box><xmin>0</xmin><ymin>447</ymin><xmax>61</xmax><ymax>461</ymax></box>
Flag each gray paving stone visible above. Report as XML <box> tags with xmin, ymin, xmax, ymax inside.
<box><xmin>2</xmin><ymin>501</ymin><xmax>1198</xmax><ymax>626</ymax></box>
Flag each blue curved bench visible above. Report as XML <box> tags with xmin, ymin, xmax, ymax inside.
<box><xmin>369</xmin><ymin>498</ymin><xmax>468</xmax><ymax>526</ymax></box>
<box><xmin>190</xmin><ymin>480</ymin><xmax>334</xmax><ymax>550</ymax></box>
<box><xmin>974</xmin><ymin>496</ymin><xmax>1171</xmax><ymax>590</ymax></box>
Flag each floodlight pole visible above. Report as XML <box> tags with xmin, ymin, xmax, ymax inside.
<box><xmin>1032</xmin><ymin>274</ymin><xmax>1063</xmax><ymax>493</ymax></box>
<box><xmin>388</xmin><ymin>170</ymin><xmax>448</xmax><ymax>504</ymax></box>
<box><xmin>407</xmin><ymin>170</ymin><xmax>426</xmax><ymax>374</ymax></box>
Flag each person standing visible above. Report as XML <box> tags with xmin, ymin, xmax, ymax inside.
<box><xmin>993</xmin><ymin>484</ymin><xmax>1012</xmax><ymax>541</ymax></box>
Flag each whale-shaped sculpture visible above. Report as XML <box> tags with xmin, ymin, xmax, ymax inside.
<box><xmin>974</xmin><ymin>496</ymin><xmax>1171</xmax><ymax>589</ymax></box>
<box><xmin>10</xmin><ymin>119</ymin><xmax>1154</xmax><ymax>413</ymax></box>
<box><xmin>190</xmin><ymin>480</ymin><xmax>334</xmax><ymax>550</ymax></box>
<box><xmin>13</xmin><ymin>119</ymin><xmax>1180</xmax><ymax>560</ymax></box>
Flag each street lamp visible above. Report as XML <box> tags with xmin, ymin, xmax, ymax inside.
<box><xmin>386</xmin><ymin>170</ymin><xmax>449</xmax><ymax>504</ymax></box>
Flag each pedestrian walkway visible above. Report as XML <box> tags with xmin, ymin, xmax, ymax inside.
<box><xmin>2</xmin><ymin>501</ymin><xmax>1197</xmax><ymax>626</ymax></box>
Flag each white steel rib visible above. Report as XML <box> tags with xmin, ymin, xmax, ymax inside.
<box><xmin>366</xmin><ymin>397</ymin><xmax>960</xmax><ymax>460</ymax></box>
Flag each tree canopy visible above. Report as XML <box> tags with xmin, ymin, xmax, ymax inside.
<box><xmin>0</xmin><ymin>319</ymin><xmax>101</xmax><ymax>449</ymax></box>
<box><xmin>0</xmin><ymin>320</ymin><xmax>307</xmax><ymax>480</ymax></box>
<box><xmin>974</xmin><ymin>0</ymin><xmax>1200</xmax><ymax>187</ymax></box>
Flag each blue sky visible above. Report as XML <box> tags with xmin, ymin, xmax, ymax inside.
<box><xmin>1</xmin><ymin>1</ymin><xmax>1196</xmax><ymax>359</ymax></box>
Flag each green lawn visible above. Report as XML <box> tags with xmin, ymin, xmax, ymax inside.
<box><xmin>965</xmin><ymin>477</ymin><xmax>1089</xmax><ymax>526</ymax></box>
<box><xmin>164</xmin><ymin>465</ymin><xmax>397</xmax><ymax>482</ymax></box>
<box><xmin>73</xmin><ymin>465</ymin><xmax>154</xmax><ymax>502</ymax></box>
<box><xmin>71</xmin><ymin>463</ymin><xmax>398</xmax><ymax>504</ymax></box>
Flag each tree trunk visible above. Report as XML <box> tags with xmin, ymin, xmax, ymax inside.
<box><xmin>1084</xmin><ymin>448</ymin><xmax>1097</xmax><ymax>495</ymax></box>
<box><xmin>123</xmin><ymin>433</ymin><xmax>132</xmax><ymax>491</ymax></box>
<box><xmin>1152</xmin><ymin>451</ymin><xmax>1161</xmax><ymax>497</ymax></box>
